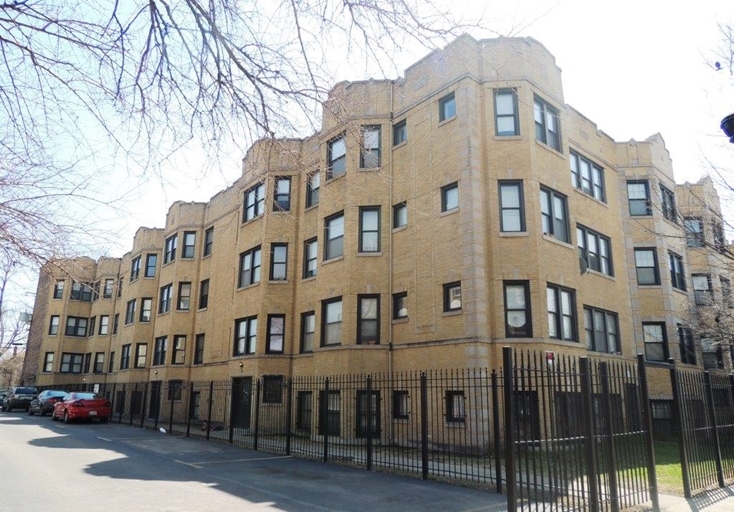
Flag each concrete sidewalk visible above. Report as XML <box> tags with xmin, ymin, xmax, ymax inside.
<box><xmin>657</xmin><ymin>486</ymin><xmax>734</xmax><ymax>511</ymax></box>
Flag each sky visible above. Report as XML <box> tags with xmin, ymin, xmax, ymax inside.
<box><xmin>8</xmin><ymin>0</ymin><xmax>734</xmax><ymax>314</ymax></box>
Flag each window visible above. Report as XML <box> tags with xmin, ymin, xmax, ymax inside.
<box><xmin>634</xmin><ymin>248</ymin><xmax>660</xmax><ymax>285</ymax></box>
<box><xmin>234</xmin><ymin>316</ymin><xmax>257</xmax><ymax>355</ymax></box>
<box><xmin>443</xmin><ymin>282</ymin><xmax>462</xmax><ymax>312</ymax></box>
<box><xmin>393</xmin><ymin>119</ymin><xmax>407</xmax><ymax>146</ymax></box>
<box><xmin>243</xmin><ymin>183</ymin><xmax>265</xmax><ymax>221</ymax></box>
<box><xmin>684</xmin><ymin>218</ymin><xmax>704</xmax><ymax>248</ymax></box>
<box><xmin>177</xmin><ymin>282</ymin><xmax>191</xmax><ymax>310</ymax></box>
<box><xmin>270</xmin><ymin>244</ymin><xmax>288</xmax><ymax>281</ymax></box>
<box><xmin>168</xmin><ymin>380</ymin><xmax>184</xmax><ymax>401</ymax></box>
<box><xmin>584</xmin><ymin>307</ymin><xmax>619</xmax><ymax>354</ymax></box>
<box><xmin>669</xmin><ymin>252</ymin><xmax>686</xmax><ymax>291</ymax></box>
<box><xmin>504</xmin><ymin>281</ymin><xmax>532</xmax><ymax>337</ymax></box>
<box><xmin>359</xmin><ymin>207</ymin><xmax>380</xmax><ymax>252</ymax></box>
<box><xmin>441</xmin><ymin>182</ymin><xmax>459</xmax><ymax>213</ymax></box>
<box><xmin>296</xmin><ymin>391</ymin><xmax>313</xmax><ymax>432</ymax></box>
<box><xmin>438</xmin><ymin>92</ymin><xmax>456</xmax><ymax>122</ymax></box>
<box><xmin>660</xmin><ymin>185</ymin><xmax>677</xmax><ymax>223</ymax></box>
<box><xmin>534</xmin><ymin>96</ymin><xmax>561</xmax><ymax>151</ymax></box>
<box><xmin>93</xmin><ymin>353</ymin><xmax>105</xmax><ymax>373</ymax></box>
<box><xmin>722</xmin><ymin>277</ymin><xmax>732</xmax><ymax>307</ymax></box>
<box><xmin>117</xmin><ymin>278</ymin><xmax>122</xmax><ymax>298</ymax></box>
<box><xmin>393</xmin><ymin>292</ymin><xmax>408</xmax><ymax>320</ymax></box>
<box><xmin>643</xmin><ymin>323</ymin><xmax>668</xmax><ymax>362</ymax></box>
<box><xmin>273</xmin><ymin>176</ymin><xmax>291</xmax><ymax>211</ymax></box>
<box><xmin>182</xmin><ymin>231</ymin><xmax>196</xmax><ymax>258</ymax></box>
<box><xmin>172</xmin><ymin>335</ymin><xmax>186</xmax><ymax>364</ymax></box>
<box><xmin>540</xmin><ymin>187</ymin><xmax>569</xmax><ymax>242</ymax></box>
<box><xmin>103</xmin><ymin>278</ymin><xmax>114</xmax><ymax>298</ymax></box>
<box><xmin>43</xmin><ymin>352</ymin><xmax>54</xmax><ymax>372</ymax></box>
<box><xmin>627</xmin><ymin>181</ymin><xmax>651</xmax><ymax>216</ymax></box>
<box><xmin>547</xmin><ymin>284</ymin><xmax>576</xmax><ymax>341</ymax></box>
<box><xmin>322</xmin><ymin>297</ymin><xmax>342</xmax><ymax>346</ymax></box>
<box><xmin>393</xmin><ymin>390</ymin><xmax>409</xmax><ymax>419</ymax></box>
<box><xmin>327</xmin><ymin>134</ymin><xmax>346</xmax><ymax>179</ymax></box>
<box><xmin>164</xmin><ymin>234</ymin><xmax>177</xmax><ymax>264</ymax></box>
<box><xmin>499</xmin><ymin>181</ymin><xmax>525</xmax><ymax>232</ymax></box>
<box><xmin>82</xmin><ymin>353</ymin><xmax>92</xmax><ymax>374</ymax></box>
<box><xmin>692</xmin><ymin>274</ymin><xmax>712</xmax><ymax>305</ymax></box>
<box><xmin>393</xmin><ymin>202</ymin><xmax>407</xmax><ymax>229</ymax></box>
<box><xmin>703</xmin><ymin>343</ymin><xmax>724</xmax><ymax>370</ymax></box>
<box><xmin>159</xmin><ymin>283</ymin><xmax>173</xmax><ymax>313</ymax></box>
<box><xmin>494</xmin><ymin>89</ymin><xmax>519</xmax><ymax>136</ymax></box>
<box><xmin>678</xmin><ymin>324</ymin><xmax>696</xmax><ymax>364</ymax></box>
<box><xmin>570</xmin><ymin>151</ymin><xmax>605</xmax><ymax>202</ymax></box>
<box><xmin>60</xmin><ymin>353</ymin><xmax>83</xmax><ymax>374</ymax></box>
<box><xmin>577</xmin><ymin>225</ymin><xmax>613</xmax><ymax>276</ymax></box>
<box><xmin>263</xmin><ymin>375</ymin><xmax>284</xmax><ymax>404</ymax></box>
<box><xmin>304</xmin><ymin>238</ymin><xmax>318</xmax><ymax>278</ymax></box>
<box><xmin>125</xmin><ymin>299</ymin><xmax>136</xmax><ymax>325</ymax></box>
<box><xmin>324</xmin><ymin>212</ymin><xmax>344</xmax><ymax>260</ymax></box>
<box><xmin>49</xmin><ymin>315</ymin><xmax>59</xmax><ymax>335</ymax></box>
<box><xmin>199</xmin><ymin>279</ymin><xmax>209</xmax><ymax>309</ymax></box>
<box><xmin>360</xmin><ymin>125</ymin><xmax>381</xmax><ymax>168</ymax></box>
<box><xmin>65</xmin><ymin>316</ymin><xmax>88</xmax><ymax>337</ymax></box>
<box><xmin>88</xmin><ymin>316</ymin><xmax>96</xmax><ymax>337</ymax></box>
<box><xmin>130</xmin><ymin>256</ymin><xmax>141</xmax><ymax>281</ymax></box>
<box><xmin>306</xmin><ymin>171</ymin><xmax>320</xmax><ymax>208</ymax></box>
<box><xmin>99</xmin><ymin>315</ymin><xmax>109</xmax><ymax>335</ymax></box>
<box><xmin>446</xmin><ymin>390</ymin><xmax>465</xmax><ymax>422</ymax></box>
<box><xmin>153</xmin><ymin>336</ymin><xmax>167</xmax><ymax>365</ymax></box>
<box><xmin>140</xmin><ymin>298</ymin><xmax>152</xmax><ymax>322</ymax></box>
<box><xmin>318</xmin><ymin>390</ymin><xmax>341</xmax><ymax>436</ymax></box>
<box><xmin>713</xmin><ymin>221</ymin><xmax>726</xmax><ymax>253</ymax></box>
<box><xmin>134</xmin><ymin>343</ymin><xmax>147</xmax><ymax>369</ymax></box>
<box><xmin>358</xmin><ymin>295</ymin><xmax>380</xmax><ymax>344</ymax></box>
<box><xmin>120</xmin><ymin>344</ymin><xmax>131</xmax><ymax>370</ymax></box>
<box><xmin>108</xmin><ymin>351</ymin><xmax>115</xmax><ymax>372</ymax></box>
<box><xmin>194</xmin><ymin>334</ymin><xmax>205</xmax><ymax>364</ymax></box>
<box><xmin>239</xmin><ymin>246</ymin><xmax>262</xmax><ymax>287</ymax></box>
<box><xmin>53</xmin><ymin>280</ymin><xmax>64</xmax><ymax>299</ymax></box>
<box><xmin>301</xmin><ymin>312</ymin><xmax>315</xmax><ymax>353</ymax></box>
<box><xmin>113</xmin><ymin>314</ymin><xmax>119</xmax><ymax>335</ymax></box>
<box><xmin>267</xmin><ymin>315</ymin><xmax>285</xmax><ymax>353</ymax></box>
<box><xmin>70</xmin><ymin>282</ymin><xmax>93</xmax><ymax>301</ymax></box>
<box><xmin>92</xmin><ymin>282</ymin><xmax>100</xmax><ymax>302</ymax></box>
<box><xmin>203</xmin><ymin>227</ymin><xmax>214</xmax><ymax>256</ymax></box>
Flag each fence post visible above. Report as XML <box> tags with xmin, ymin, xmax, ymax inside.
<box><xmin>118</xmin><ymin>383</ymin><xmax>125</xmax><ymax>424</ymax></box>
<box><xmin>637</xmin><ymin>354</ymin><xmax>659</xmax><ymax>511</ymax></box>
<box><xmin>206</xmin><ymin>381</ymin><xmax>214</xmax><ymax>441</ymax></box>
<box><xmin>168</xmin><ymin>382</ymin><xmax>176</xmax><ymax>433</ymax></box>
<box><xmin>285</xmin><ymin>378</ymin><xmax>293</xmax><ymax>456</ymax></box>
<box><xmin>491</xmin><ymin>369</ymin><xmax>502</xmax><ymax>494</ymax></box>
<box><xmin>323</xmin><ymin>377</ymin><xmax>330</xmax><ymax>463</ymax></box>
<box><xmin>228</xmin><ymin>382</ymin><xmax>236</xmax><ymax>444</ymax></box>
<box><xmin>129</xmin><ymin>382</ymin><xmax>138</xmax><ymax>426</ymax></box>
<box><xmin>420</xmin><ymin>372</ymin><xmax>428</xmax><ymax>481</ymax></box>
<box><xmin>580</xmin><ymin>357</ymin><xmax>600</xmax><ymax>512</ymax></box>
<box><xmin>704</xmin><ymin>371</ymin><xmax>726</xmax><ymax>488</ymax></box>
<box><xmin>599</xmin><ymin>362</ymin><xmax>619</xmax><ymax>512</ymax></box>
<box><xmin>669</xmin><ymin>359</ymin><xmax>691</xmax><ymax>498</ymax></box>
<box><xmin>140</xmin><ymin>381</ymin><xmax>148</xmax><ymax>429</ymax></box>
<box><xmin>366</xmin><ymin>375</ymin><xmax>373</xmax><ymax>471</ymax></box>
<box><xmin>503</xmin><ymin>346</ymin><xmax>516</xmax><ymax>512</ymax></box>
<box><xmin>186</xmin><ymin>381</ymin><xmax>194</xmax><ymax>438</ymax></box>
<box><xmin>253</xmin><ymin>378</ymin><xmax>261</xmax><ymax>451</ymax></box>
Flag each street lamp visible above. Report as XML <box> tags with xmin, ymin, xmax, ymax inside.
<box><xmin>722</xmin><ymin>113</ymin><xmax>734</xmax><ymax>143</ymax></box>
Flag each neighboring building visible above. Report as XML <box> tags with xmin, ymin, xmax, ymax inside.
<box><xmin>22</xmin><ymin>36</ymin><xmax>733</xmax><ymax>405</ymax></box>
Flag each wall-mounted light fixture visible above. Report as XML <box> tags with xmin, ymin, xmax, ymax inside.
<box><xmin>238</xmin><ymin>362</ymin><xmax>243</xmax><ymax>368</ymax></box>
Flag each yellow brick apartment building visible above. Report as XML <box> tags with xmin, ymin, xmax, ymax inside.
<box><xmin>22</xmin><ymin>35</ymin><xmax>733</xmax><ymax>402</ymax></box>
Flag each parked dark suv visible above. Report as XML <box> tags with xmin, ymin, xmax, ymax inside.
<box><xmin>2</xmin><ymin>387</ymin><xmax>38</xmax><ymax>412</ymax></box>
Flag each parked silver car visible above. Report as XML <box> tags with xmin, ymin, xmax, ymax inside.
<box><xmin>1</xmin><ymin>387</ymin><xmax>38</xmax><ymax>412</ymax></box>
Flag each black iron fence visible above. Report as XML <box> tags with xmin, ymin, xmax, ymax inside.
<box><xmin>39</xmin><ymin>348</ymin><xmax>677</xmax><ymax>510</ymax></box>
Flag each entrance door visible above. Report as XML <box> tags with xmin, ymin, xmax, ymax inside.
<box><xmin>231</xmin><ymin>377</ymin><xmax>252</xmax><ymax>429</ymax></box>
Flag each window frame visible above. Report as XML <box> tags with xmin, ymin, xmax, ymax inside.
<box><xmin>270</xmin><ymin>243</ymin><xmax>288</xmax><ymax>281</ymax></box>
<box><xmin>570</xmin><ymin>151</ymin><xmax>606</xmax><ymax>202</ymax></box>
<box><xmin>584</xmin><ymin>306</ymin><xmax>620</xmax><ymax>354</ymax></box>
<box><xmin>153</xmin><ymin>336</ymin><xmax>167</xmax><ymax>366</ymax></box>
<box><xmin>393</xmin><ymin>292</ymin><xmax>408</xmax><ymax>320</ymax></box>
<box><xmin>164</xmin><ymin>234</ymin><xmax>178</xmax><ymax>264</ymax></box>
<box><xmin>684</xmin><ymin>217</ymin><xmax>704</xmax><ymax>248</ymax></box>
<box><xmin>120</xmin><ymin>344</ymin><xmax>131</xmax><ymax>370</ymax></box>
<box><xmin>99</xmin><ymin>315</ymin><xmax>109</xmax><ymax>335</ymax></box>
<box><xmin>643</xmin><ymin>322</ymin><xmax>669</xmax><ymax>362</ymax></box>
<box><xmin>445</xmin><ymin>390</ymin><xmax>466</xmax><ymax>423</ymax></box>
<box><xmin>194</xmin><ymin>334</ymin><xmax>205</xmax><ymax>364</ymax></box>
<box><xmin>327</xmin><ymin>134</ymin><xmax>346</xmax><ymax>180</ymax></box>
<box><xmin>70</xmin><ymin>282</ymin><xmax>93</xmax><ymax>302</ymax></box>
<box><xmin>627</xmin><ymin>180</ymin><xmax>652</xmax><ymax>216</ymax></box>
<box><xmin>660</xmin><ymin>185</ymin><xmax>677</xmax><ymax>223</ymax></box>
<box><xmin>159</xmin><ymin>283</ymin><xmax>173</xmax><ymax>313</ymax></box>
<box><xmin>634</xmin><ymin>248</ymin><xmax>660</xmax><ymax>285</ymax></box>
<box><xmin>203</xmin><ymin>227</ymin><xmax>214</xmax><ymax>256</ymax></box>
<box><xmin>266</xmin><ymin>314</ymin><xmax>285</xmax><ymax>354</ymax></box>
<box><xmin>140</xmin><ymin>298</ymin><xmax>152</xmax><ymax>322</ymax></box>
<box><xmin>43</xmin><ymin>352</ymin><xmax>55</xmax><ymax>372</ymax></box>
<box><xmin>198</xmin><ymin>279</ymin><xmax>209</xmax><ymax>309</ymax></box>
<box><xmin>324</xmin><ymin>212</ymin><xmax>344</xmax><ymax>261</ymax></box>
<box><xmin>182</xmin><ymin>231</ymin><xmax>196</xmax><ymax>258</ymax></box>
<box><xmin>125</xmin><ymin>299</ymin><xmax>136</xmax><ymax>325</ymax></box>
<box><xmin>60</xmin><ymin>353</ymin><xmax>83</xmax><ymax>374</ymax></box>
<box><xmin>441</xmin><ymin>182</ymin><xmax>459</xmax><ymax>213</ymax></box>
<box><xmin>130</xmin><ymin>256</ymin><xmax>141</xmax><ymax>281</ymax></box>
<box><xmin>692</xmin><ymin>274</ymin><xmax>712</xmax><ymax>305</ymax></box>
<box><xmin>172</xmin><ymin>335</ymin><xmax>186</xmax><ymax>365</ymax></box>
<box><xmin>678</xmin><ymin>324</ymin><xmax>696</xmax><ymax>364</ymax></box>
<box><xmin>438</xmin><ymin>92</ymin><xmax>456</xmax><ymax>123</ymax></box>
<box><xmin>49</xmin><ymin>315</ymin><xmax>59</xmax><ymax>335</ymax></box>
<box><xmin>65</xmin><ymin>316</ymin><xmax>88</xmax><ymax>337</ymax></box>
<box><xmin>669</xmin><ymin>251</ymin><xmax>686</xmax><ymax>291</ymax></box>
<box><xmin>494</xmin><ymin>88</ymin><xmax>519</xmax><ymax>136</ymax></box>
<box><xmin>321</xmin><ymin>297</ymin><xmax>343</xmax><ymax>347</ymax></box>
<box><xmin>547</xmin><ymin>284</ymin><xmax>576</xmax><ymax>341</ymax></box>
<box><xmin>499</xmin><ymin>180</ymin><xmax>525</xmax><ymax>233</ymax></box>
<box><xmin>357</xmin><ymin>294</ymin><xmax>380</xmax><ymax>345</ymax></box>
<box><xmin>93</xmin><ymin>352</ymin><xmax>105</xmax><ymax>374</ymax></box>
<box><xmin>238</xmin><ymin>246</ymin><xmax>262</xmax><ymax>288</ymax></box>
<box><xmin>243</xmin><ymin>183</ymin><xmax>265</xmax><ymax>222</ymax></box>
<box><xmin>177</xmin><ymin>282</ymin><xmax>192</xmax><ymax>310</ymax></box>
<box><xmin>134</xmin><ymin>343</ymin><xmax>147</xmax><ymax>369</ymax></box>
<box><xmin>262</xmin><ymin>375</ymin><xmax>284</xmax><ymax>404</ymax></box>
<box><xmin>53</xmin><ymin>280</ymin><xmax>64</xmax><ymax>299</ymax></box>
<box><xmin>103</xmin><ymin>278</ymin><xmax>114</xmax><ymax>298</ymax></box>
<box><xmin>577</xmin><ymin>224</ymin><xmax>613</xmax><ymax>276</ymax></box>
<box><xmin>504</xmin><ymin>281</ymin><xmax>532</xmax><ymax>338</ymax></box>
<box><xmin>533</xmin><ymin>96</ymin><xmax>561</xmax><ymax>151</ymax></box>
<box><xmin>306</xmin><ymin>171</ymin><xmax>320</xmax><ymax>208</ymax></box>
<box><xmin>303</xmin><ymin>238</ymin><xmax>318</xmax><ymax>278</ymax></box>
<box><xmin>273</xmin><ymin>176</ymin><xmax>292</xmax><ymax>211</ymax></box>
<box><xmin>360</xmin><ymin>125</ymin><xmax>381</xmax><ymax>168</ymax></box>
<box><xmin>300</xmin><ymin>311</ymin><xmax>316</xmax><ymax>353</ymax></box>
<box><xmin>392</xmin><ymin>202</ymin><xmax>407</xmax><ymax>229</ymax></box>
<box><xmin>358</xmin><ymin>206</ymin><xmax>381</xmax><ymax>253</ymax></box>
<box><xmin>443</xmin><ymin>282</ymin><xmax>462</xmax><ymax>313</ymax></box>
<box><xmin>540</xmin><ymin>186</ymin><xmax>569</xmax><ymax>243</ymax></box>
<box><xmin>234</xmin><ymin>316</ymin><xmax>257</xmax><ymax>356</ymax></box>
<box><xmin>393</xmin><ymin>119</ymin><xmax>407</xmax><ymax>146</ymax></box>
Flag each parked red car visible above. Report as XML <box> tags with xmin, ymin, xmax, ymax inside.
<box><xmin>51</xmin><ymin>392</ymin><xmax>112</xmax><ymax>423</ymax></box>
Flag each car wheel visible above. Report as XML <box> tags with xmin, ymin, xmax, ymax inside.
<box><xmin>6</xmin><ymin>404</ymin><xmax>12</xmax><ymax>412</ymax></box>
<box><xmin>63</xmin><ymin>411</ymin><xmax>70</xmax><ymax>423</ymax></box>
<box><xmin>28</xmin><ymin>408</ymin><xmax>34</xmax><ymax>416</ymax></box>
<box><xmin>51</xmin><ymin>410</ymin><xmax>58</xmax><ymax>421</ymax></box>
<box><xmin>40</xmin><ymin>409</ymin><xmax>46</xmax><ymax>417</ymax></box>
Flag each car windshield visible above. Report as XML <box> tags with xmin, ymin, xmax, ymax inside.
<box><xmin>49</xmin><ymin>391</ymin><xmax>68</xmax><ymax>397</ymax></box>
<box><xmin>15</xmin><ymin>388</ymin><xmax>37</xmax><ymax>394</ymax></box>
<box><xmin>75</xmin><ymin>393</ymin><xmax>99</xmax><ymax>400</ymax></box>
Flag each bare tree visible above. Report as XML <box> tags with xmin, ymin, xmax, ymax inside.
<box><xmin>0</xmin><ymin>248</ymin><xmax>26</xmax><ymax>360</ymax></box>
